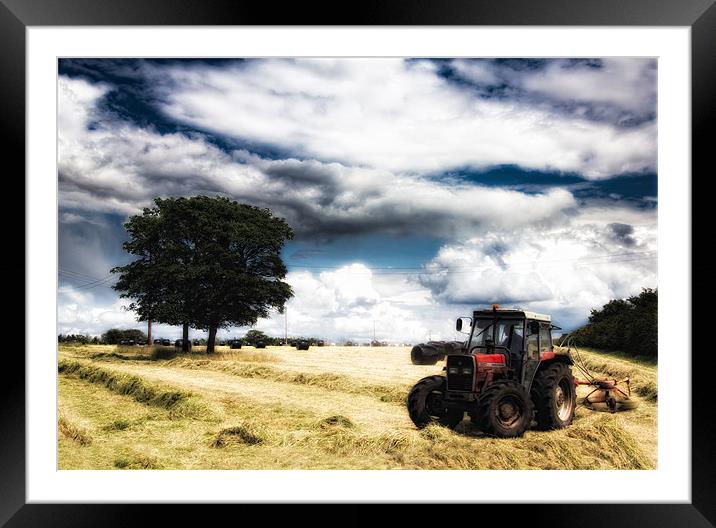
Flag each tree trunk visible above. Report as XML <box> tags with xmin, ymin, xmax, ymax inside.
<box><xmin>207</xmin><ymin>325</ymin><xmax>218</xmax><ymax>354</ymax></box>
<box><xmin>147</xmin><ymin>319</ymin><xmax>152</xmax><ymax>346</ymax></box>
<box><xmin>182</xmin><ymin>323</ymin><xmax>190</xmax><ymax>352</ymax></box>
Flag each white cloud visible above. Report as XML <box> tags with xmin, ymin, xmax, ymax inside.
<box><xmin>417</xmin><ymin>209</ymin><xmax>657</xmax><ymax>329</ymax></box>
<box><xmin>251</xmin><ymin>264</ymin><xmax>443</xmax><ymax>343</ymax></box>
<box><xmin>58</xmin><ymin>75</ymin><xmax>579</xmax><ymax>238</ymax></box>
<box><xmin>58</xmin><ymin>287</ymin><xmax>139</xmax><ymax>335</ymax></box>
<box><xmin>152</xmin><ymin>58</ymin><xmax>655</xmax><ymax>179</ymax></box>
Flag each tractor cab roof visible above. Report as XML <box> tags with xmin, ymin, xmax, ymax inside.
<box><xmin>472</xmin><ymin>308</ymin><xmax>551</xmax><ymax>322</ymax></box>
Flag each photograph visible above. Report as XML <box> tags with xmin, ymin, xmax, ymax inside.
<box><xmin>56</xmin><ymin>57</ymin><xmax>658</xmax><ymax>471</ymax></box>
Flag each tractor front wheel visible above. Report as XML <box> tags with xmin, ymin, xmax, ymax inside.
<box><xmin>531</xmin><ymin>362</ymin><xmax>577</xmax><ymax>430</ymax></box>
<box><xmin>476</xmin><ymin>380</ymin><xmax>533</xmax><ymax>438</ymax></box>
<box><xmin>407</xmin><ymin>375</ymin><xmax>463</xmax><ymax>429</ymax></box>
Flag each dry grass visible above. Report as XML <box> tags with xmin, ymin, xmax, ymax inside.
<box><xmin>160</xmin><ymin>357</ymin><xmax>410</xmax><ymax>404</ymax></box>
<box><xmin>58</xmin><ymin>343</ymin><xmax>657</xmax><ymax>470</ymax></box>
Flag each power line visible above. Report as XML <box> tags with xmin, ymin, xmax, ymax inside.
<box><xmin>58</xmin><ymin>270</ymin><xmax>116</xmax><ymax>290</ymax></box>
<box><xmin>58</xmin><ymin>267</ymin><xmax>109</xmax><ymax>281</ymax></box>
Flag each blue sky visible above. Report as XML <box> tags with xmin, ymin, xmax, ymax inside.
<box><xmin>57</xmin><ymin>58</ymin><xmax>657</xmax><ymax>342</ymax></box>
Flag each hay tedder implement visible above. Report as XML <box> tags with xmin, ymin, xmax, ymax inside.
<box><xmin>407</xmin><ymin>306</ymin><xmax>637</xmax><ymax>438</ymax></box>
<box><xmin>561</xmin><ymin>336</ymin><xmax>638</xmax><ymax>413</ymax></box>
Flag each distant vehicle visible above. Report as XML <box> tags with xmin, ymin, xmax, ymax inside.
<box><xmin>316</xmin><ymin>340</ymin><xmax>325</xmax><ymax>347</ymax></box>
<box><xmin>119</xmin><ymin>339</ymin><xmax>136</xmax><ymax>346</ymax></box>
<box><xmin>153</xmin><ymin>339</ymin><xmax>162</xmax><ymax>344</ymax></box>
<box><xmin>255</xmin><ymin>341</ymin><xmax>266</xmax><ymax>349</ymax></box>
<box><xmin>174</xmin><ymin>339</ymin><xmax>192</xmax><ymax>349</ymax></box>
<box><xmin>230</xmin><ymin>340</ymin><xmax>242</xmax><ymax>349</ymax></box>
<box><xmin>296</xmin><ymin>340</ymin><xmax>309</xmax><ymax>350</ymax></box>
<box><xmin>161</xmin><ymin>338</ymin><xmax>171</xmax><ymax>346</ymax></box>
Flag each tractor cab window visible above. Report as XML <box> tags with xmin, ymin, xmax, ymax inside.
<box><xmin>526</xmin><ymin>321</ymin><xmax>539</xmax><ymax>359</ymax></box>
<box><xmin>469</xmin><ymin>319</ymin><xmax>493</xmax><ymax>349</ymax></box>
<box><xmin>539</xmin><ymin>324</ymin><xmax>552</xmax><ymax>353</ymax></box>
<box><xmin>470</xmin><ymin>319</ymin><xmax>524</xmax><ymax>353</ymax></box>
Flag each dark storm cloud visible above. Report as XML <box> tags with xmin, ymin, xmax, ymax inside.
<box><xmin>608</xmin><ymin>223</ymin><xmax>637</xmax><ymax>247</ymax></box>
<box><xmin>58</xmin><ymin>211</ymin><xmax>130</xmax><ymax>302</ymax></box>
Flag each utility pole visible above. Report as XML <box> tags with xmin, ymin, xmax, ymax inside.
<box><xmin>373</xmin><ymin>319</ymin><xmax>376</xmax><ymax>342</ymax></box>
<box><xmin>147</xmin><ymin>319</ymin><xmax>152</xmax><ymax>345</ymax></box>
<box><xmin>284</xmin><ymin>306</ymin><xmax>288</xmax><ymax>345</ymax></box>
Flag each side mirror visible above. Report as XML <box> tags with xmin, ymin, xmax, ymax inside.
<box><xmin>456</xmin><ymin>317</ymin><xmax>472</xmax><ymax>332</ymax></box>
<box><xmin>529</xmin><ymin>321</ymin><xmax>540</xmax><ymax>334</ymax></box>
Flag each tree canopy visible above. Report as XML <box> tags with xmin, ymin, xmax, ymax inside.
<box><xmin>112</xmin><ymin>196</ymin><xmax>294</xmax><ymax>352</ymax></box>
<box><xmin>569</xmin><ymin>288</ymin><xmax>657</xmax><ymax>357</ymax></box>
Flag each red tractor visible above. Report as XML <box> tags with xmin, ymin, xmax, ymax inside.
<box><xmin>407</xmin><ymin>305</ymin><xmax>576</xmax><ymax>438</ymax></box>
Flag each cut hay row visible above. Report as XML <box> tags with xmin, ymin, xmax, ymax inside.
<box><xmin>212</xmin><ymin>423</ymin><xmax>269</xmax><ymax>447</ymax></box>
<box><xmin>63</xmin><ymin>344</ymin><xmax>282</xmax><ymax>364</ymax></box>
<box><xmin>58</xmin><ymin>359</ymin><xmax>210</xmax><ymax>418</ymax></box>
<box><xmin>161</xmin><ymin>357</ymin><xmax>411</xmax><ymax>404</ymax></box>
<box><xmin>58</xmin><ymin>415</ymin><xmax>93</xmax><ymax>446</ymax></box>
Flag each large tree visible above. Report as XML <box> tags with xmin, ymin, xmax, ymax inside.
<box><xmin>112</xmin><ymin>196</ymin><xmax>294</xmax><ymax>353</ymax></box>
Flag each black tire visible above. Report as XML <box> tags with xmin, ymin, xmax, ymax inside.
<box><xmin>476</xmin><ymin>380</ymin><xmax>533</xmax><ymax>438</ymax></box>
<box><xmin>531</xmin><ymin>362</ymin><xmax>577</xmax><ymax>430</ymax></box>
<box><xmin>407</xmin><ymin>375</ymin><xmax>463</xmax><ymax>429</ymax></box>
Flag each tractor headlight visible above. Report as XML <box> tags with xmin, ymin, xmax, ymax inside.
<box><xmin>461</xmin><ymin>367</ymin><xmax>473</xmax><ymax>375</ymax></box>
<box><xmin>448</xmin><ymin>367</ymin><xmax>459</xmax><ymax>374</ymax></box>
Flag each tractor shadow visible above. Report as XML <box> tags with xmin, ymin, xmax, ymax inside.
<box><xmin>453</xmin><ymin>420</ymin><xmax>490</xmax><ymax>438</ymax></box>
<box><xmin>451</xmin><ymin>418</ymin><xmax>543</xmax><ymax>439</ymax></box>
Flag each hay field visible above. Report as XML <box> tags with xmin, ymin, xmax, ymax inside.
<box><xmin>57</xmin><ymin>343</ymin><xmax>657</xmax><ymax>470</ymax></box>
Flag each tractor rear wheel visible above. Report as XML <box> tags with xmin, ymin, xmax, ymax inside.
<box><xmin>407</xmin><ymin>375</ymin><xmax>463</xmax><ymax>428</ymax></box>
<box><xmin>531</xmin><ymin>362</ymin><xmax>576</xmax><ymax>430</ymax></box>
<box><xmin>476</xmin><ymin>380</ymin><xmax>533</xmax><ymax>438</ymax></box>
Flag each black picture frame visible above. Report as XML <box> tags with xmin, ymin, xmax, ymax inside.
<box><xmin>6</xmin><ymin>0</ymin><xmax>713</xmax><ymax>525</ymax></box>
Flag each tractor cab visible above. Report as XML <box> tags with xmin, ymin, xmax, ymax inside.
<box><xmin>458</xmin><ymin>305</ymin><xmax>557</xmax><ymax>386</ymax></box>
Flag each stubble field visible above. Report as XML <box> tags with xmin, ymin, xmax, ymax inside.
<box><xmin>57</xmin><ymin>343</ymin><xmax>657</xmax><ymax>470</ymax></box>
